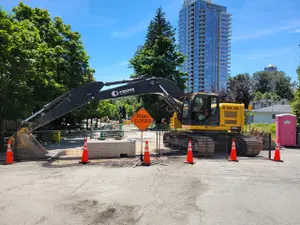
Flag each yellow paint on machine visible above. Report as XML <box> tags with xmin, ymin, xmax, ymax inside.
<box><xmin>171</xmin><ymin>102</ymin><xmax>245</xmax><ymax>132</ymax></box>
<box><xmin>181</xmin><ymin>125</ymin><xmax>231</xmax><ymax>131</ymax></box>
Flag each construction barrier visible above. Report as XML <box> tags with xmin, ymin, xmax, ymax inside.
<box><xmin>185</xmin><ymin>140</ymin><xmax>195</xmax><ymax>164</ymax></box>
<box><xmin>123</xmin><ymin>120</ymin><xmax>132</xmax><ymax>125</ymax></box>
<box><xmin>5</xmin><ymin>140</ymin><xmax>14</xmax><ymax>165</ymax></box>
<box><xmin>143</xmin><ymin>140</ymin><xmax>151</xmax><ymax>166</ymax></box>
<box><xmin>79</xmin><ymin>138</ymin><xmax>90</xmax><ymax>164</ymax></box>
<box><xmin>228</xmin><ymin>139</ymin><xmax>238</xmax><ymax>162</ymax></box>
<box><xmin>273</xmin><ymin>140</ymin><xmax>283</xmax><ymax>162</ymax></box>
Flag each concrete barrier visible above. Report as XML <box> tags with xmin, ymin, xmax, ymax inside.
<box><xmin>86</xmin><ymin>139</ymin><xmax>136</xmax><ymax>159</ymax></box>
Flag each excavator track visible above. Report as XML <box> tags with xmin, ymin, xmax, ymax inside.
<box><xmin>163</xmin><ymin>131</ymin><xmax>215</xmax><ymax>157</ymax></box>
<box><xmin>163</xmin><ymin>131</ymin><xmax>262</xmax><ymax>158</ymax></box>
<box><xmin>232</xmin><ymin>135</ymin><xmax>262</xmax><ymax>157</ymax></box>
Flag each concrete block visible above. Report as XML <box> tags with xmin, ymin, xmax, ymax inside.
<box><xmin>87</xmin><ymin>139</ymin><xmax>136</xmax><ymax>159</ymax></box>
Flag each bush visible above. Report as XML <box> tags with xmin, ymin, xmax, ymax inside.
<box><xmin>250</xmin><ymin>123</ymin><xmax>276</xmax><ymax>140</ymax></box>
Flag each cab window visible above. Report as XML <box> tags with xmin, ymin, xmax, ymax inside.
<box><xmin>191</xmin><ymin>95</ymin><xmax>219</xmax><ymax>125</ymax></box>
<box><xmin>182</xmin><ymin>97</ymin><xmax>191</xmax><ymax>121</ymax></box>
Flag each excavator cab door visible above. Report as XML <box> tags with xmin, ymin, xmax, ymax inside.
<box><xmin>182</xmin><ymin>94</ymin><xmax>220</xmax><ymax>126</ymax></box>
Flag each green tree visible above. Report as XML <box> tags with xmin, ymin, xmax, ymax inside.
<box><xmin>260</xmin><ymin>91</ymin><xmax>280</xmax><ymax>101</ymax></box>
<box><xmin>291</xmin><ymin>67</ymin><xmax>300</xmax><ymax>123</ymax></box>
<box><xmin>11</xmin><ymin>3</ymin><xmax>95</xmax><ymax>124</ymax></box>
<box><xmin>252</xmin><ymin>70</ymin><xmax>293</xmax><ymax>100</ymax></box>
<box><xmin>113</xmin><ymin>97</ymin><xmax>142</xmax><ymax>119</ymax></box>
<box><xmin>252</xmin><ymin>71</ymin><xmax>271</xmax><ymax>94</ymax></box>
<box><xmin>229</xmin><ymin>73</ymin><xmax>252</xmax><ymax>108</ymax></box>
<box><xmin>253</xmin><ymin>91</ymin><xmax>263</xmax><ymax>102</ymax></box>
<box><xmin>0</xmin><ymin>3</ymin><xmax>94</xmax><ymax>150</ymax></box>
<box><xmin>129</xmin><ymin>7</ymin><xmax>187</xmax><ymax>122</ymax></box>
<box><xmin>12</xmin><ymin>3</ymin><xmax>94</xmax><ymax>110</ymax></box>
<box><xmin>96</xmin><ymin>100</ymin><xmax>118</xmax><ymax>120</ymax></box>
<box><xmin>0</xmin><ymin>8</ymin><xmax>42</xmax><ymax>151</ymax></box>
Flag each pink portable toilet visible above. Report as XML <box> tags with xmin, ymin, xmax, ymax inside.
<box><xmin>276</xmin><ymin>114</ymin><xmax>296</xmax><ymax>147</ymax></box>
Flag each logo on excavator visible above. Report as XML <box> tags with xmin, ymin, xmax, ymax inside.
<box><xmin>111</xmin><ymin>88</ymin><xmax>135</xmax><ymax>97</ymax></box>
<box><xmin>111</xmin><ymin>90</ymin><xmax>119</xmax><ymax>97</ymax></box>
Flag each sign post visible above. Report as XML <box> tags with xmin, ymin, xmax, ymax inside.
<box><xmin>131</xmin><ymin>107</ymin><xmax>154</xmax><ymax>167</ymax></box>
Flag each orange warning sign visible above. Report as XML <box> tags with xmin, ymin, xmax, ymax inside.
<box><xmin>131</xmin><ymin>107</ymin><xmax>154</xmax><ymax>131</ymax></box>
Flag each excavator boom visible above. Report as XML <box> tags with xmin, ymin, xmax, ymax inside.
<box><xmin>23</xmin><ymin>76</ymin><xmax>184</xmax><ymax>130</ymax></box>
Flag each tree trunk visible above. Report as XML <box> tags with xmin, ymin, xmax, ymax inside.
<box><xmin>86</xmin><ymin>117</ymin><xmax>88</xmax><ymax>129</ymax></box>
<box><xmin>0</xmin><ymin>117</ymin><xmax>4</xmax><ymax>153</ymax></box>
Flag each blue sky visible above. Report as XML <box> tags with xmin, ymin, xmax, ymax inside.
<box><xmin>1</xmin><ymin>0</ymin><xmax>300</xmax><ymax>83</ymax></box>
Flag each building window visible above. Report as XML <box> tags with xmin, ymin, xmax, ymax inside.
<box><xmin>272</xmin><ymin>114</ymin><xmax>276</xmax><ymax>119</ymax></box>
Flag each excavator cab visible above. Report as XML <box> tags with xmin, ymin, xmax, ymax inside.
<box><xmin>181</xmin><ymin>93</ymin><xmax>220</xmax><ymax>126</ymax></box>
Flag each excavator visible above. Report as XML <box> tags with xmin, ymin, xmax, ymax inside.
<box><xmin>9</xmin><ymin>76</ymin><xmax>262</xmax><ymax>160</ymax></box>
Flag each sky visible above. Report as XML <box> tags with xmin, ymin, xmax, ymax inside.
<box><xmin>1</xmin><ymin>0</ymin><xmax>300</xmax><ymax>83</ymax></box>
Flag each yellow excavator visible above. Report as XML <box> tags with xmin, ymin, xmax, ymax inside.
<box><xmin>9</xmin><ymin>76</ymin><xmax>261</xmax><ymax>160</ymax></box>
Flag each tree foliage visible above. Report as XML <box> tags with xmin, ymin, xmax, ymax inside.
<box><xmin>0</xmin><ymin>3</ymin><xmax>95</xmax><ymax>150</ymax></box>
<box><xmin>220</xmin><ymin>69</ymin><xmax>295</xmax><ymax>110</ymax></box>
<box><xmin>219</xmin><ymin>74</ymin><xmax>252</xmax><ymax>108</ymax></box>
<box><xmin>129</xmin><ymin>7</ymin><xmax>187</xmax><ymax>122</ymax></box>
<box><xmin>230</xmin><ymin>73</ymin><xmax>252</xmax><ymax>108</ymax></box>
<box><xmin>252</xmin><ymin>71</ymin><xmax>294</xmax><ymax>100</ymax></box>
<box><xmin>113</xmin><ymin>97</ymin><xmax>142</xmax><ymax>119</ymax></box>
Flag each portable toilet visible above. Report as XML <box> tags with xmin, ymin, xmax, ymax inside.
<box><xmin>276</xmin><ymin>114</ymin><xmax>296</xmax><ymax>147</ymax></box>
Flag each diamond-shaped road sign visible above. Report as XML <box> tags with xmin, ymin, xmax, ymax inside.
<box><xmin>131</xmin><ymin>107</ymin><xmax>154</xmax><ymax>131</ymax></box>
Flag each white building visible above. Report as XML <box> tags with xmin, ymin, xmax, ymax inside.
<box><xmin>252</xmin><ymin>105</ymin><xmax>292</xmax><ymax>124</ymax></box>
<box><xmin>253</xmin><ymin>98</ymin><xmax>289</xmax><ymax>109</ymax></box>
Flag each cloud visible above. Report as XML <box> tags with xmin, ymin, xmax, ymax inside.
<box><xmin>110</xmin><ymin>21</ymin><xmax>148</xmax><ymax>38</ymax></box>
<box><xmin>246</xmin><ymin>53</ymin><xmax>273</xmax><ymax>60</ymax></box>
<box><xmin>233</xmin><ymin>20</ymin><xmax>300</xmax><ymax>41</ymax></box>
<box><xmin>118</xmin><ymin>60</ymin><xmax>129</xmax><ymax>66</ymax></box>
<box><xmin>84</xmin><ymin>17</ymin><xmax>117</xmax><ymax>28</ymax></box>
<box><xmin>238</xmin><ymin>45</ymin><xmax>295</xmax><ymax>60</ymax></box>
<box><xmin>289</xmin><ymin>29</ymin><xmax>300</xmax><ymax>33</ymax></box>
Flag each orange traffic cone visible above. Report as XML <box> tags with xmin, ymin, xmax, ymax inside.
<box><xmin>185</xmin><ymin>140</ymin><xmax>195</xmax><ymax>164</ymax></box>
<box><xmin>143</xmin><ymin>140</ymin><xmax>151</xmax><ymax>166</ymax></box>
<box><xmin>273</xmin><ymin>140</ymin><xmax>283</xmax><ymax>162</ymax></box>
<box><xmin>5</xmin><ymin>140</ymin><xmax>14</xmax><ymax>165</ymax></box>
<box><xmin>79</xmin><ymin>138</ymin><xmax>90</xmax><ymax>164</ymax></box>
<box><xmin>229</xmin><ymin>139</ymin><xmax>238</xmax><ymax>162</ymax></box>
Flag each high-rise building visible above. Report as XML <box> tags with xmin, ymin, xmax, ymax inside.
<box><xmin>179</xmin><ymin>0</ymin><xmax>231</xmax><ymax>93</ymax></box>
<box><xmin>264</xmin><ymin>64</ymin><xmax>277</xmax><ymax>72</ymax></box>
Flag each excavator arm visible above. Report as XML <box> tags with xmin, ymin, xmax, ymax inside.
<box><xmin>23</xmin><ymin>76</ymin><xmax>185</xmax><ymax>130</ymax></box>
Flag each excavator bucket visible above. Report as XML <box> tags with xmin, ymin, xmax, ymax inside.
<box><xmin>9</xmin><ymin>127</ymin><xmax>48</xmax><ymax>161</ymax></box>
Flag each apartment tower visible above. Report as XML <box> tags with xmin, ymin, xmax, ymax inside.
<box><xmin>179</xmin><ymin>0</ymin><xmax>231</xmax><ymax>93</ymax></box>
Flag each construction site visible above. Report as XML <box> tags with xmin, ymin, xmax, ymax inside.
<box><xmin>1</xmin><ymin>76</ymin><xmax>300</xmax><ymax>225</ymax></box>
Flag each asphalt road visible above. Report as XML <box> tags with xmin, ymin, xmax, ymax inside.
<box><xmin>1</xmin><ymin>148</ymin><xmax>300</xmax><ymax>225</ymax></box>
